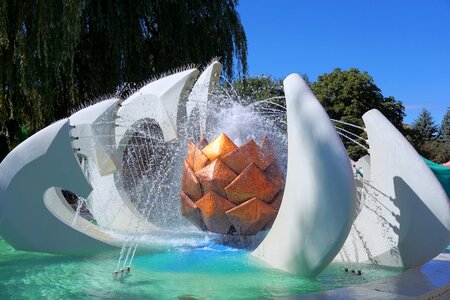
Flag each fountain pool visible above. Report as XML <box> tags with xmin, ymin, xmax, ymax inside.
<box><xmin>0</xmin><ymin>236</ymin><xmax>403</xmax><ymax>299</ymax></box>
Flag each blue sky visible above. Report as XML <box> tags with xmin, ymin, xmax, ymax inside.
<box><xmin>237</xmin><ymin>0</ymin><xmax>450</xmax><ymax>125</ymax></box>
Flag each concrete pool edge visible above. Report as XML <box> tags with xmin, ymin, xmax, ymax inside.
<box><xmin>290</xmin><ymin>250</ymin><xmax>450</xmax><ymax>299</ymax></box>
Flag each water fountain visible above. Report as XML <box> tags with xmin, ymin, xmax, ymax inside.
<box><xmin>0</xmin><ymin>60</ymin><xmax>449</xmax><ymax>298</ymax></box>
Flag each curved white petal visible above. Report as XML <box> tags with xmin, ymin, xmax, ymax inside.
<box><xmin>111</xmin><ymin>69</ymin><xmax>199</xmax><ymax>231</ymax></box>
<box><xmin>252</xmin><ymin>74</ymin><xmax>356</xmax><ymax>277</ymax></box>
<box><xmin>335</xmin><ymin>109</ymin><xmax>450</xmax><ymax>267</ymax></box>
<box><xmin>116</xmin><ymin>68</ymin><xmax>199</xmax><ymax>144</ymax></box>
<box><xmin>69</xmin><ymin>99</ymin><xmax>156</xmax><ymax>233</ymax></box>
<box><xmin>187</xmin><ymin>61</ymin><xmax>222</xmax><ymax>136</ymax></box>
<box><xmin>70</xmin><ymin>98</ymin><xmax>119</xmax><ymax>175</ymax></box>
<box><xmin>0</xmin><ymin>120</ymin><xmax>118</xmax><ymax>254</ymax></box>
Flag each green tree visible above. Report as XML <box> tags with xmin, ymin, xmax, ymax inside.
<box><xmin>234</xmin><ymin>73</ymin><xmax>310</xmax><ymax>104</ymax></box>
<box><xmin>411</xmin><ymin>109</ymin><xmax>438</xmax><ymax>142</ymax></box>
<box><xmin>0</xmin><ymin>0</ymin><xmax>248</xmax><ymax>159</ymax></box>
<box><xmin>419</xmin><ymin>140</ymin><xmax>450</xmax><ymax>164</ymax></box>
<box><xmin>311</xmin><ymin>68</ymin><xmax>405</xmax><ymax>159</ymax></box>
<box><xmin>233</xmin><ymin>75</ymin><xmax>286</xmax><ymax>129</ymax></box>
<box><xmin>234</xmin><ymin>75</ymin><xmax>283</xmax><ymax>103</ymax></box>
<box><xmin>438</xmin><ymin>107</ymin><xmax>450</xmax><ymax>142</ymax></box>
<box><xmin>410</xmin><ymin>109</ymin><xmax>450</xmax><ymax>163</ymax></box>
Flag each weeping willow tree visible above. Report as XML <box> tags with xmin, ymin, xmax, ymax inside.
<box><xmin>0</xmin><ymin>0</ymin><xmax>247</xmax><ymax>155</ymax></box>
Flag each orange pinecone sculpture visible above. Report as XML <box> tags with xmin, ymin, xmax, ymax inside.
<box><xmin>180</xmin><ymin>133</ymin><xmax>285</xmax><ymax>235</ymax></box>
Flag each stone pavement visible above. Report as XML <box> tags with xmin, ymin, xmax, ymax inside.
<box><xmin>290</xmin><ymin>249</ymin><xmax>450</xmax><ymax>300</ymax></box>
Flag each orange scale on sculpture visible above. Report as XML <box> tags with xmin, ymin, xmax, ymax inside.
<box><xmin>180</xmin><ymin>191</ymin><xmax>207</xmax><ymax>231</ymax></box>
<box><xmin>197</xmin><ymin>136</ymin><xmax>209</xmax><ymax>150</ymax></box>
<box><xmin>181</xmin><ymin>161</ymin><xmax>203</xmax><ymax>201</ymax></box>
<box><xmin>222</xmin><ymin>139</ymin><xmax>268</xmax><ymax>173</ymax></box>
<box><xmin>186</xmin><ymin>141</ymin><xmax>210</xmax><ymax>172</ymax></box>
<box><xmin>195</xmin><ymin>191</ymin><xmax>236</xmax><ymax>234</ymax></box>
<box><xmin>225</xmin><ymin>162</ymin><xmax>280</xmax><ymax>204</ymax></box>
<box><xmin>201</xmin><ymin>133</ymin><xmax>238</xmax><ymax>161</ymax></box>
<box><xmin>269</xmin><ymin>191</ymin><xmax>283</xmax><ymax>211</ymax></box>
<box><xmin>259</xmin><ymin>136</ymin><xmax>276</xmax><ymax>170</ymax></box>
<box><xmin>195</xmin><ymin>159</ymin><xmax>237</xmax><ymax>197</ymax></box>
<box><xmin>226</xmin><ymin>197</ymin><xmax>278</xmax><ymax>235</ymax></box>
<box><xmin>264</xmin><ymin>160</ymin><xmax>285</xmax><ymax>191</ymax></box>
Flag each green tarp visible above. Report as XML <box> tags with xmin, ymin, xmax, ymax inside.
<box><xmin>423</xmin><ymin>157</ymin><xmax>450</xmax><ymax>198</ymax></box>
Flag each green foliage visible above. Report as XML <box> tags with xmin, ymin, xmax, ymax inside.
<box><xmin>311</xmin><ymin>68</ymin><xmax>405</xmax><ymax>159</ymax></box>
<box><xmin>411</xmin><ymin>109</ymin><xmax>438</xmax><ymax>142</ymax></box>
<box><xmin>234</xmin><ymin>75</ymin><xmax>283</xmax><ymax>104</ymax></box>
<box><xmin>0</xmin><ymin>118</ymin><xmax>29</xmax><ymax>161</ymax></box>
<box><xmin>233</xmin><ymin>75</ymin><xmax>286</xmax><ymax>129</ymax></box>
<box><xmin>0</xmin><ymin>0</ymin><xmax>247</xmax><ymax>151</ymax></box>
<box><xmin>438</xmin><ymin>107</ymin><xmax>450</xmax><ymax>142</ymax></box>
<box><xmin>233</xmin><ymin>70</ymin><xmax>408</xmax><ymax>161</ymax></box>
<box><xmin>0</xmin><ymin>133</ymin><xmax>8</xmax><ymax>160</ymax></box>
<box><xmin>411</xmin><ymin>108</ymin><xmax>450</xmax><ymax>163</ymax></box>
<box><xmin>419</xmin><ymin>141</ymin><xmax>450</xmax><ymax>164</ymax></box>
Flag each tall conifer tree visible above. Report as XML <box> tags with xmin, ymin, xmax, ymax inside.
<box><xmin>438</xmin><ymin>107</ymin><xmax>450</xmax><ymax>142</ymax></box>
<box><xmin>412</xmin><ymin>109</ymin><xmax>438</xmax><ymax>141</ymax></box>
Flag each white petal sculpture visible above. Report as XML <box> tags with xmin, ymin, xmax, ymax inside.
<box><xmin>115</xmin><ymin>68</ymin><xmax>199</xmax><ymax>146</ymax></box>
<box><xmin>70</xmin><ymin>98</ymin><xmax>119</xmax><ymax>176</ymax></box>
<box><xmin>187</xmin><ymin>61</ymin><xmax>222</xmax><ymax>136</ymax></box>
<box><xmin>111</xmin><ymin>67</ymin><xmax>216</xmax><ymax>230</ymax></box>
<box><xmin>252</xmin><ymin>74</ymin><xmax>357</xmax><ymax>277</ymax></box>
<box><xmin>0</xmin><ymin>63</ymin><xmax>223</xmax><ymax>254</ymax></box>
<box><xmin>70</xmin><ymin>99</ymin><xmax>156</xmax><ymax>233</ymax></box>
<box><xmin>335</xmin><ymin>109</ymin><xmax>450</xmax><ymax>267</ymax></box>
<box><xmin>0</xmin><ymin>120</ymin><xmax>118</xmax><ymax>254</ymax></box>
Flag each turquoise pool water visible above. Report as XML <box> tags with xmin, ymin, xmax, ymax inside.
<box><xmin>0</xmin><ymin>238</ymin><xmax>403</xmax><ymax>299</ymax></box>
